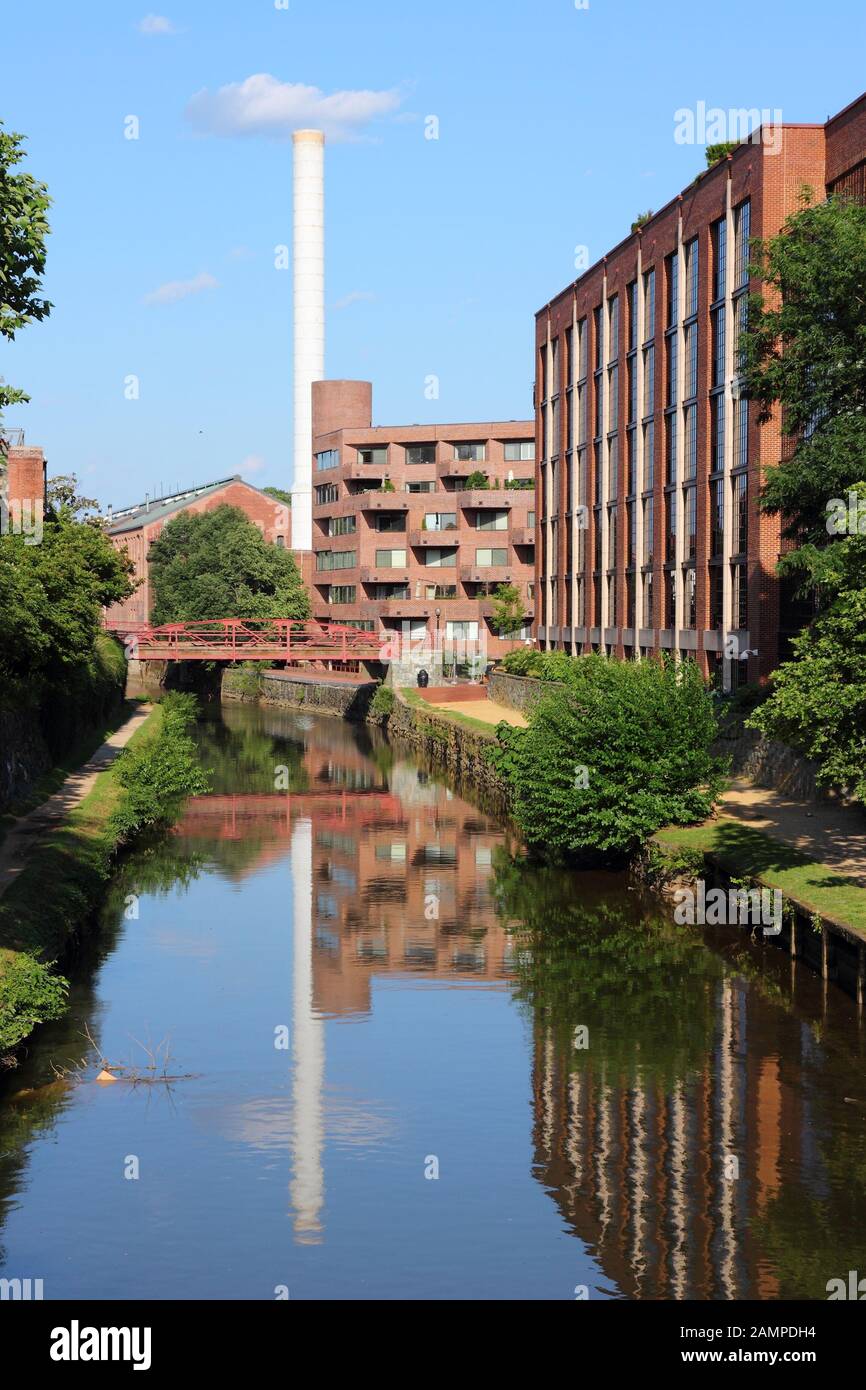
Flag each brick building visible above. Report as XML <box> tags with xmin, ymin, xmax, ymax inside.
<box><xmin>535</xmin><ymin>90</ymin><xmax>866</xmax><ymax>688</ymax></box>
<box><xmin>310</xmin><ymin>380</ymin><xmax>536</xmax><ymax>665</ymax></box>
<box><xmin>1</xmin><ymin>437</ymin><xmax>46</xmax><ymax>541</ymax></box>
<box><xmin>103</xmin><ymin>475</ymin><xmax>308</xmax><ymax>626</ymax></box>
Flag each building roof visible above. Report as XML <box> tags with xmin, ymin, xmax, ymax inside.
<box><xmin>107</xmin><ymin>475</ymin><xmax>244</xmax><ymax>534</ymax></box>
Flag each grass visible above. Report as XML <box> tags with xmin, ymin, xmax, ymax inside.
<box><xmin>399</xmin><ymin>687</ymin><xmax>499</xmax><ymax>740</ymax></box>
<box><xmin>655</xmin><ymin>817</ymin><xmax>866</xmax><ymax>936</ymax></box>
<box><xmin>0</xmin><ymin>704</ymin><xmax>164</xmax><ymax>1061</ymax></box>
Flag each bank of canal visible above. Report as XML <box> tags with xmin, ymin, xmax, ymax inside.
<box><xmin>1</xmin><ymin>701</ymin><xmax>865</xmax><ymax>1300</ymax></box>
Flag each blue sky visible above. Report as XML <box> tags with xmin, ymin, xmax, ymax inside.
<box><xmin>2</xmin><ymin>0</ymin><xmax>864</xmax><ymax>509</ymax></box>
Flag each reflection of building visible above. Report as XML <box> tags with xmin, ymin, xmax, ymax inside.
<box><xmin>530</xmin><ymin>979</ymin><xmax>802</xmax><ymax>1300</ymax></box>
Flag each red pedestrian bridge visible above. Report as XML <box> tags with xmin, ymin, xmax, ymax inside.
<box><xmin>104</xmin><ymin>618</ymin><xmax>390</xmax><ymax>663</ymax></box>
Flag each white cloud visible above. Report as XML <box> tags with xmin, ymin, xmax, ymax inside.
<box><xmin>241</xmin><ymin>454</ymin><xmax>266</xmax><ymax>474</ymax></box>
<box><xmin>185</xmin><ymin>74</ymin><xmax>403</xmax><ymax>142</ymax></box>
<box><xmin>138</xmin><ymin>14</ymin><xmax>176</xmax><ymax>35</ymax></box>
<box><xmin>143</xmin><ymin>271</ymin><xmax>218</xmax><ymax>306</ymax></box>
<box><xmin>333</xmin><ymin>289</ymin><xmax>375</xmax><ymax>311</ymax></box>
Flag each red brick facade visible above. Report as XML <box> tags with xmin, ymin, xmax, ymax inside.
<box><xmin>104</xmin><ymin>476</ymin><xmax>298</xmax><ymax>625</ymax></box>
<box><xmin>534</xmin><ymin>93</ymin><xmax>866</xmax><ymax>688</ymax></box>
<box><xmin>310</xmin><ymin>380</ymin><xmax>536</xmax><ymax>663</ymax></box>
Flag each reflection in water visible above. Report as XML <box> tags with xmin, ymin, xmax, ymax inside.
<box><xmin>0</xmin><ymin>703</ymin><xmax>864</xmax><ymax>1300</ymax></box>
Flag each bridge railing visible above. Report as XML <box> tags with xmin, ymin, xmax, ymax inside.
<box><xmin>103</xmin><ymin>617</ymin><xmax>385</xmax><ymax>658</ymax></box>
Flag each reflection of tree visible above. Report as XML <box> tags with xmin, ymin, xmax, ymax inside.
<box><xmin>491</xmin><ymin>851</ymin><xmax>721</xmax><ymax>1085</ymax></box>
<box><xmin>193</xmin><ymin>713</ymin><xmax>308</xmax><ymax>795</ymax></box>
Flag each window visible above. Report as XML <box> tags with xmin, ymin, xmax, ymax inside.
<box><xmin>406</xmin><ymin>480</ymin><xmax>436</xmax><ymax>493</ymax></box>
<box><xmin>453</xmin><ymin>442</ymin><xmax>486</xmax><ymax>462</ymax></box>
<box><xmin>684</xmin><ymin>485</ymin><xmax>697</xmax><ymax>558</ymax></box>
<box><xmin>711</xmin><ymin>394</ymin><xmax>725</xmax><ymax>471</ymax></box>
<box><xmin>358</xmin><ymin>446</ymin><xmax>388</xmax><ymax>465</ymax></box>
<box><xmin>374</xmin><ymin>513</ymin><xmax>406</xmax><ymax>533</ymax></box>
<box><xmin>711</xmin><ymin>307</ymin><xmax>726</xmax><ymax>387</ymax></box>
<box><xmin>423</xmin><ymin>512</ymin><xmax>457</xmax><ymax>531</ymax></box>
<box><xmin>504</xmin><ymin>440</ymin><xmax>535</xmax><ymax>461</ymax></box>
<box><xmin>712</xmin><ymin>217</ymin><xmax>727</xmax><ymax>302</ymax></box>
<box><xmin>405</xmin><ymin>444</ymin><xmax>436</xmax><ymax>465</ymax></box>
<box><xmin>666</xmin><ymin>333</ymin><xmax>678</xmax><ymax>407</ymax></box>
<box><xmin>643</xmin><ymin>268</ymin><xmax>656</xmax><ymax>342</ymax></box>
<box><xmin>476</xmin><ymin>509</ymin><xmax>508</xmax><ymax>531</ymax></box>
<box><xmin>329</xmin><ymin>585</ymin><xmax>355</xmax><ymax>604</ymax></box>
<box><xmin>316</xmin><ymin>549</ymin><xmax>356</xmax><ymax>571</ymax></box>
<box><xmin>375</xmin><ymin>549</ymin><xmax>407</xmax><ymax>568</ymax></box>
<box><xmin>735</xmin><ymin>396</ymin><xmax>749</xmax><ymax>469</ymax></box>
<box><xmin>423</xmin><ymin>547</ymin><xmax>457</xmax><ymax>568</ymax></box>
<box><xmin>315</xmin><ymin>482</ymin><xmax>339</xmax><ymax>505</ymax></box>
<box><xmin>643</xmin><ymin>344</ymin><xmax>655</xmax><ymax>416</ymax></box>
<box><xmin>665</xmin><ymin>413</ymin><xmax>677</xmax><ymax>485</ymax></box>
<box><xmin>328</xmin><ymin>515</ymin><xmax>356</xmax><ymax>536</ymax></box>
<box><xmin>446</xmin><ymin>620</ymin><xmax>479</xmax><ymax>640</ymax></box>
<box><xmin>684</xmin><ymin>404</ymin><xmax>697</xmax><ymax>480</ymax></box>
<box><xmin>734</xmin><ymin>200</ymin><xmax>751</xmax><ymax>290</ymax></box>
<box><xmin>683</xmin><ymin>566</ymin><xmax>697</xmax><ymax>627</ymax></box>
<box><xmin>666</xmin><ymin>252</ymin><xmax>679</xmax><ymax>327</ymax></box>
<box><xmin>627</xmin><ymin>281</ymin><xmax>638</xmax><ymax>351</ymax></box>
<box><xmin>475</xmin><ymin>547</ymin><xmax>508</xmax><ymax>566</ymax></box>
<box><xmin>608</xmin><ymin>295</ymin><xmax>619</xmax><ymax>361</ymax></box>
<box><xmin>684</xmin><ymin>323</ymin><xmax>697</xmax><ymax>400</ymax></box>
<box><xmin>643</xmin><ymin>420</ymin><xmax>655</xmax><ymax>490</ymax></box>
<box><xmin>732</xmin><ymin>562</ymin><xmax>748</xmax><ymax>628</ymax></box>
<box><xmin>684</xmin><ymin>237</ymin><xmax>699</xmax><ymax>318</ymax></box>
<box><xmin>315</xmin><ymin>449</ymin><xmax>340</xmax><ymax>471</ymax></box>
<box><xmin>425</xmin><ymin>583</ymin><xmax>457</xmax><ymax>600</ymax></box>
<box><xmin>643</xmin><ymin>496</ymin><xmax>654</xmax><ymax>565</ymax></box>
<box><xmin>710</xmin><ymin>479</ymin><xmax>725</xmax><ymax>557</ymax></box>
<box><xmin>733</xmin><ymin>472</ymin><xmax>748</xmax><ymax>554</ymax></box>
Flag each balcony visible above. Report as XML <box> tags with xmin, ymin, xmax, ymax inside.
<box><xmin>457</xmin><ymin>489</ymin><xmax>514</xmax><ymax>509</ymax></box>
<box><xmin>437</xmin><ymin>457</ymin><xmax>485</xmax><ymax>480</ymax></box>
<box><xmin>360</xmin><ymin>566</ymin><xmax>411</xmax><ymax>585</ymax></box>
<box><xmin>357</xmin><ymin>493</ymin><xmax>409</xmax><ymax>511</ymax></box>
<box><xmin>408</xmin><ymin>528</ymin><xmax>460</xmax><ymax>547</ymax></box>
<box><xmin>459</xmin><ymin>564</ymin><xmax>512</xmax><ymax>585</ymax></box>
<box><xmin>345</xmin><ymin>460</ymin><xmax>390</xmax><ymax>481</ymax></box>
<box><xmin>510</xmin><ymin>526</ymin><xmax>536</xmax><ymax>547</ymax></box>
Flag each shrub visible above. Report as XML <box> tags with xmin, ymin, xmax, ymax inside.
<box><xmin>490</xmin><ymin>655</ymin><xmax>724</xmax><ymax>864</ymax></box>
<box><xmin>0</xmin><ymin>954</ymin><xmax>68</xmax><ymax>1058</ymax></box>
<box><xmin>110</xmin><ymin>692</ymin><xmax>210</xmax><ymax>840</ymax></box>
<box><xmin>370</xmin><ymin>684</ymin><xmax>395</xmax><ymax>719</ymax></box>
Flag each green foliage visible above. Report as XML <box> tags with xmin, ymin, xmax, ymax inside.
<box><xmin>748</xmin><ymin>529</ymin><xmax>866</xmax><ymax>802</ymax></box>
<box><xmin>0</xmin><ymin>953</ymin><xmax>68</xmax><ymax>1057</ymax></box>
<box><xmin>464</xmin><ymin>470</ymin><xmax>489</xmax><ymax>490</ymax></box>
<box><xmin>381</xmin><ymin>478</ymin><xmax>396</xmax><ymax>493</ymax></box>
<box><xmin>503</xmin><ymin>478</ymin><xmax>533</xmax><ymax>490</ymax></box>
<box><xmin>110</xmin><ymin>693</ymin><xmax>211</xmax><ymax>840</ymax></box>
<box><xmin>0</xmin><ymin>121</ymin><xmax>52</xmax><ymax>415</ymax></box>
<box><xmin>631</xmin><ymin>210</ymin><xmax>653</xmax><ymax>232</ymax></box>
<box><xmin>148</xmin><ymin>504</ymin><xmax>311</xmax><ymax>624</ymax></box>
<box><xmin>224</xmin><ymin>664</ymin><xmax>265</xmax><ymax>698</ymax></box>
<box><xmin>370</xmin><ymin>684</ymin><xmax>395</xmax><ymax>719</ymax></box>
<box><xmin>262</xmin><ymin>487</ymin><xmax>292</xmax><ymax>506</ymax></box>
<box><xmin>0</xmin><ymin>512</ymin><xmax>134</xmax><ymax>702</ymax></box>
<box><xmin>498</xmin><ymin>647</ymin><xmax>573</xmax><ymax>681</ymax></box>
<box><xmin>741</xmin><ymin>193</ymin><xmax>866</xmax><ymax>578</ymax></box>
<box><xmin>490</xmin><ymin>654</ymin><xmax>724</xmax><ymax>863</ymax></box>
<box><xmin>490</xmin><ymin>583</ymin><xmax>526</xmax><ymax>637</ymax></box>
<box><xmin>705</xmin><ymin>141</ymin><xmax>738</xmax><ymax>167</ymax></box>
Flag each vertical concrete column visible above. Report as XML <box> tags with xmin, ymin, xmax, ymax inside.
<box><xmin>292</xmin><ymin>130</ymin><xmax>325</xmax><ymax>553</ymax></box>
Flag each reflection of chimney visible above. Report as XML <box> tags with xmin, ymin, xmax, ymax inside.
<box><xmin>292</xmin><ymin>130</ymin><xmax>325</xmax><ymax>553</ymax></box>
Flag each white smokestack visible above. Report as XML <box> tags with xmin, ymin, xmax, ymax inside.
<box><xmin>292</xmin><ymin>129</ymin><xmax>325</xmax><ymax>553</ymax></box>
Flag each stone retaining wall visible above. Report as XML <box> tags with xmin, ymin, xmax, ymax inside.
<box><xmin>222</xmin><ymin>668</ymin><xmax>376</xmax><ymax>720</ymax></box>
<box><xmin>382</xmin><ymin>693</ymin><xmax>510</xmax><ymax>807</ymax></box>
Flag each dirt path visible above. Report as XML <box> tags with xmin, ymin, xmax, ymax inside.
<box><xmin>428</xmin><ymin>698</ymin><xmax>528</xmax><ymax>728</ymax></box>
<box><xmin>0</xmin><ymin>703</ymin><xmax>153</xmax><ymax>903</ymax></box>
<box><xmin>719</xmin><ymin>776</ymin><xmax>866</xmax><ymax>888</ymax></box>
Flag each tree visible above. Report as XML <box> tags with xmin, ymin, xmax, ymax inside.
<box><xmin>490</xmin><ymin>582</ymin><xmax>526</xmax><ymax>637</ymax></box>
<box><xmin>0</xmin><ymin>513</ymin><xmax>134</xmax><ymax>692</ymax></box>
<box><xmin>263</xmin><ymin>487</ymin><xmax>292</xmax><ymax>507</ymax></box>
<box><xmin>705</xmin><ymin>142</ymin><xmax>738</xmax><ymax>168</ymax></box>
<box><xmin>490</xmin><ymin>654</ymin><xmax>723</xmax><ymax>864</ymax></box>
<box><xmin>0</xmin><ymin>122</ymin><xmax>52</xmax><ymax>417</ymax></box>
<box><xmin>46</xmin><ymin>474</ymin><xmax>101</xmax><ymax>522</ymax></box>
<box><xmin>464</xmin><ymin>470</ymin><xmax>489</xmax><ymax>490</ymax></box>
<box><xmin>741</xmin><ymin>192</ymin><xmax>866</xmax><ymax>586</ymax></box>
<box><xmin>631</xmin><ymin>210</ymin><xmax>654</xmax><ymax>233</ymax></box>
<box><xmin>748</xmin><ymin>515</ymin><xmax>866</xmax><ymax>802</ymax></box>
<box><xmin>148</xmin><ymin>504</ymin><xmax>310</xmax><ymax>624</ymax></box>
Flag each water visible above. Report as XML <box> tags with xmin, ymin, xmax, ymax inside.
<box><xmin>1</xmin><ymin>703</ymin><xmax>865</xmax><ymax>1301</ymax></box>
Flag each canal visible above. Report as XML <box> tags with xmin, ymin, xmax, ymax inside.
<box><xmin>1</xmin><ymin>702</ymin><xmax>864</xmax><ymax>1300</ymax></box>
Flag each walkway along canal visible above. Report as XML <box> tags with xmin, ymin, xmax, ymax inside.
<box><xmin>1</xmin><ymin>701</ymin><xmax>865</xmax><ymax>1299</ymax></box>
